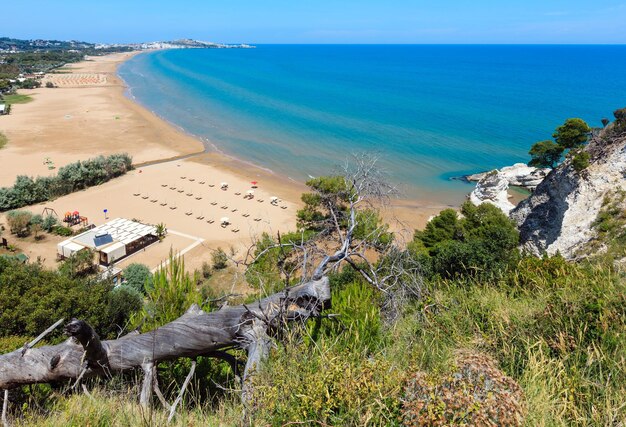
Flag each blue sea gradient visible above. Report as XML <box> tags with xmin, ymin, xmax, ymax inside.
<box><xmin>118</xmin><ymin>45</ymin><xmax>626</xmax><ymax>204</ymax></box>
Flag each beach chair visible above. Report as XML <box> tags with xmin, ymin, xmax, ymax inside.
<box><xmin>209</xmin><ymin>184</ymin><xmax>215</xmax><ymax>187</ymax></box>
<box><xmin>199</xmin><ymin>181</ymin><xmax>205</xmax><ymax>184</ymax></box>
<box><xmin>231</xmin><ymin>208</ymin><xmax>238</xmax><ymax>212</ymax></box>
<box><xmin>196</xmin><ymin>215</ymin><xmax>204</xmax><ymax>220</ymax></box>
<box><xmin>189</xmin><ymin>178</ymin><xmax>195</xmax><ymax>182</ymax></box>
<box><xmin>235</xmin><ymin>192</ymin><xmax>241</xmax><ymax>196</ymax></box>
<box><xmin>160</xmin><ymin>202</ymin><xmax>167</xmax><ymax>206</ymax></box>
<box><xmin>186</xmin><ymin>193</ymin><xmax>193</xmax><ymax>196</ymax></box>
<box><xmin>195</xmin><ymin>196</ymin><xmax>202</xmax><ymax>200</ymax></box>
<box><xmin>180</xmin><ymin>176</ymin><xmax>186</xmax><ymax>179</ymax></box>
<box><xmin>211</xmin><ymin>202</ymin><xmax>217</xmax><ymax>206</ymax></box>
<box><xmin>170</xmin><ymin>206</ymin><xmax>177</xmax><ymax>210</ymax></box>
<box><xmin>161</xmin><ymin>184</ymin><xmax>168</xmax><ymax>187</ymax></box>
<box><xmin>185</xmin><ymin>211</ymin><xmax>193</xmax><ymax>216</ymax></box>
<box><xmin>142</xmin><ymin>195</ymin><xmax>149</xmax><ymax>199</ymax></box>
<box><xmin>170</xmin><ymin>186</ymin><xmax>176</xmax><ymax>190</ymax></box>
<box><xmin>178</xmin><ymin>189</ymin><xmax>184</xmax><ymax>193</ymax></box>
<box><xmin>281</xmin><ymin>206</ymin><xmax>287</xmax><ymax>209</ymax></box>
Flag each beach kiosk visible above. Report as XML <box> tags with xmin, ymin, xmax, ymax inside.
<box><xmin>56</xmin><ymin>218</ymin><xmax>157</xmax><ymax>266</ymax></box>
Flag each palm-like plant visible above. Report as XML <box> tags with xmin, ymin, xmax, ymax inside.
<box><xmin>155</xmin><ymin>222</ymin><xmax>167</xmax><ymax>240</ymax></box>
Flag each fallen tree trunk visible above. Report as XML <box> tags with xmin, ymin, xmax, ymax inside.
<box><xmin>0</xmin><ymin>277</ymin><xmax>330</xmax><ymax>390</ymax></box>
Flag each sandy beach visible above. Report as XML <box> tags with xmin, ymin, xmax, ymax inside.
<box><xmin>0</xmin><ymin>52</ymin><xmax>446</xmax><ymax>271</ymax></box>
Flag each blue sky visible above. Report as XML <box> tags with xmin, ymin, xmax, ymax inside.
<box><xmin>4</xmin><ymin>1</ymin><xmax>625</xmax><ymax>44</ymax></box>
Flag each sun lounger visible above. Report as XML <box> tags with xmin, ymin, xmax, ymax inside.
<box><xmin>195</xmin><ymin>197</ymin><xmax>202</xmax><ymax>200</ymax></box>
<box><xmin>189</xmin><ymin>178</ymin><xmax>195</xmax><ymax>181</ymax></box>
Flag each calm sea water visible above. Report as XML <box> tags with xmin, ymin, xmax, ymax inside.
<box><xmin>118</xmin><ymin>45</ymin><xmax>626</xmax><ymax>204</ymax></box>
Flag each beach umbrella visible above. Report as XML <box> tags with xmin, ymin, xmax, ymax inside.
<box><xmin>220</xmin><ymin>217</ymin><xmax>230</xmax><ymax>224</ymax></box>
<box><xmin>251</xmin><ymin>181</ymin><xmax>258</xmax><ymax>188</ymax></box>
<box><xmin>220</xmin><ymin>182</ymin><xmax>228</xmax><ymax>188</ymax></box>
<box><xmin>270</xmin><ymin>196</ymin><xmax>278</xmax><ymax>203</ymax></box>
<box><xmin>246</xmin><ymin>190</ymin><xmax>254</xmax><ymax>195</ymax></box>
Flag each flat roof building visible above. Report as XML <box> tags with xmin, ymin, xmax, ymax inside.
<box><xmin>57</xmin><ymin>218</ymin><xmax>157</xmax><ymax>266</ymax></box>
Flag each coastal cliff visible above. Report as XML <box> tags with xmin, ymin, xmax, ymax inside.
<box><xmin>510</xmin><ymin>125</ymin><xmax>626</xmax><ymax>258</ymax></box>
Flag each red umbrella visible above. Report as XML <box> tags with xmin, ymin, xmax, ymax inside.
<box><xmin>251</xmin><ymin>181</ymin><xmax>258</xmax><ymax>188</ymax></box>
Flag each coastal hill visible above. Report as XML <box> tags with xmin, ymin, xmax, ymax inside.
<box><xmin>0</xmin><ymin>36</ymin><xmax>253</xmax><ymax>53</ymax></box>
<box><xmin>511</xmin><ymin>112</ymin><xmax>626</xmax><ymax>259</ymax></box>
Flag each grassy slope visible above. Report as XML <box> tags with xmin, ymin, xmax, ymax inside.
<box><xmin>15</xmin><ymin>259</ymin><xmax>626</xmax><ymax>426</ymax></box>
<box><xmin>0</xmin><ymin>132</ymin><xmax>6</xmax><ymax>149</ymax></box>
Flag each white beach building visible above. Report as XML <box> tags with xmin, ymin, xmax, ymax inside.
<box><xmin>57</xmin><ymin>218</ymin><xmax>157</xmax><ymax>266</ymax></box>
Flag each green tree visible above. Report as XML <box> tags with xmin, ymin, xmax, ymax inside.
<box><xmin>412</xmin><ymin>202</ymin><xmax>519</xmax><ymax>278</ymax></box>
<box><xmin>552</xmin><ymin>118</ymin><xmax>590</xmax><ymax>149</ymax></box>
<box><xmin>0</xmin><ymin>257</ymin><xmax>135</xmax><ymax>339</ymax></box>
<box><xmin>528</xmin><ymin>140</ymin><xmax>563</xmax><ymax>168</ymax></box>
<box><xmin>122</xmin><ymin>263</ymin><xmax>153</xmax><ymax>294</ymax></box>
<box><xmin>296</xmin><ymin>176</ymin><xmax>351</xmax><ymax>231</ymax></box>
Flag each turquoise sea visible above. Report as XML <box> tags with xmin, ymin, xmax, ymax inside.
<box><xmin>118</xmin><ymin>45</ymin><xmax>626</xmax><ymax>204</ymax></box>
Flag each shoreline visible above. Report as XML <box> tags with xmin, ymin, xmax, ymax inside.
<box><xmin>0</xmin><ymin>51</ymin><xmax>452</xmax><ymax>269</ymax></box>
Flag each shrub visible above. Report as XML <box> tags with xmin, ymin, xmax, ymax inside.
<box><xmin>6</xmin><ymin>210</ymin><xmax>33</xmax><ymax>237</ymax></box>
<box><xmin>122</xmin><ymin>263</ymin><xmax>152</xmax><ymax>294</ymax></box>
<box><xmin>211</xmin><ymin>247</ymin><xmax>229</xmax><ymax>270</ymax></box>
<box><xmin>41</xmin><ymin>214</ymin><xmax>58</xmax><ymax>232</ymax></box>
<box><xmin>201</xmin><ymin>261</ymin><xmax>212</xmax><ymax>279</ymax></box>
<box><xmin>571</xmin><ymin>150</ymin><xmax>590</xmax><ymax>172</ymax></box>
<box><xmin>52</xmin><ymin>225</ymin><xmax>73</xmax><ymax>236</ymax></box>
<box><xmin>401</xmin><ymin>350</ymin><xmax>525</xmax><ymax>426</ymax></box>
<box><xmin>106</xmin><ymin>286</ymin><xmax>143</xmax><ymax>334</ymax></box>
<box><xmin>413</xmin><ymin>201</ymin><xmax>519</xmax><ymax>278</ymax></box>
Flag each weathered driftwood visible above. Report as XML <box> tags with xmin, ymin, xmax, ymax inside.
<box><xmin>0</xmin><ymin>277</ymin><xmax>330</xmax><ymax>390</ymax></box>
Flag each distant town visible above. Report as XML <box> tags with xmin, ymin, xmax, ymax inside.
<box><xmin>0</xmin><ymin>37</ymin><xmax>254</xmax><ymax>53</ymax></box>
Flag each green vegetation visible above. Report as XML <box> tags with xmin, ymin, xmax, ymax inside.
<box><xmin>527</xmin><ymin>139</ymin><xmax>562</xmax><ymax>168</ymax></box>
<box><xmin>0</xmin><ymin>132</ymin><xmax>6</xmax><ymax>150</ymax></box>
<box><xmin>411</xmin><ymin>201</ymin><xmax>519</xmax><ymax>278</ymax></box>
<box><xmin>0</xmin><ymin>257</ymin><xmax>138</xmax><ymax>340</ymax></box>
<box><xmin>3</xmin><ymin>168</ymin><xmax>626</xmax><ymax>425</ymax></box>
<box><xmin>528</xmin><ymin>117</ymin><xmax>591</xmax><ymax>169</ymax></box>
<box><xmin>122</xmin><ymin>263</ymin><xmax>153</xmax><ymax>294</ymax></box>
<box><xmin>3</xmin><ymin>93</ymin><xmax>33</xmax><ymax>104</ymax></box>
<box><xmin>571</xmin><ymin>149</ymin><xmax>590</xmax><ymax>172</ymax></box>
<box><xmin>0</xmin><ymin>153</ymin><xmax>133</xmax><ymax>211</ymax></box>
<box><xmin>552</xmin><ymin>118</ymin><xmax>591</xmax><ymax>149</ymax></box>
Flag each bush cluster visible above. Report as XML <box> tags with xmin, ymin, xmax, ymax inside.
<box><xmin>410</xmin><ymin>201</ymin><xmax>519</xmax><ymax>278</ymax></box>
<box><xmin>0</xmin><ymin>153</ymin><xmax>132</xmax><ymax>211</ymax></box>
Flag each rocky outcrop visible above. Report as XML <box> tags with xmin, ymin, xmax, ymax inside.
<box><xmin>469</xmin><ymin>171</ymin><xmax>515</xmax><ymax>214</ymax></box>
<box><xmin>467</xmin><ymin>163</ymin><xmax>550</xmax><ymax>190</ymax></box>
<box><xmin>510</xmin><ymin>129</ymin><xmax>626</xmax><ymax>258</ymax></box>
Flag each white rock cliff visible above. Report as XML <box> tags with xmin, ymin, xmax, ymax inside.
<box><xmin>510</xmin><ymin>129</ymin><xmax>626</xmax><ymax>259</ymax></box>
<box><xmin>469</xmin><ymin>171</ymin><xmax>516</xmax><ymax>214</ymax></box>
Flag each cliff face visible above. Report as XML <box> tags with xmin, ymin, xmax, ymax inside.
<box><xmin>510</xmin><ymin>129</ymin><xmax>626</xmax><ymax>258</ymax></box>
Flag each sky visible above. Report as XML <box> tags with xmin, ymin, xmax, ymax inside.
<box><xmin>3</xmin><ymin>1</ymin><xmax>626</xmax><ymax>44</ymax></box>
